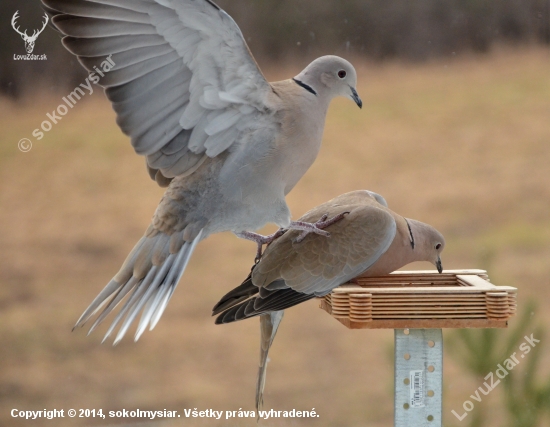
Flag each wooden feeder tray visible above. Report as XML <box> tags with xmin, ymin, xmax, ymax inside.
<box><xmin>319</xmin><ymin>269</ymin><xmax>517</xmax><ymax>329</ymax></box>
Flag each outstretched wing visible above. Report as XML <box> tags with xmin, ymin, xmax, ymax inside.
<box><xmin>43</xmin><ymin>0</ymin><xmax>274</xmax><ymax>185</ymax></box>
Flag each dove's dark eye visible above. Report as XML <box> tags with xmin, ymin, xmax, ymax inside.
<box><xmin>337</xmin><ymin>70</ymin><xmax>346</xmax><ymax>79</ymax></box>
<box><xmin>435</xmin><ymin>243</ymin><xmax>442</xmax><ymax>250</ymax></box>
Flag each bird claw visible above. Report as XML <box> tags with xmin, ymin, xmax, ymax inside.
<box><xmin>237</xmin><ymin>211</ymin><xmax>349</xmax><ymax>260</ymax></box>
<box><xmin>236</xmin><ymin>228</ymin><xmax>287</xmax><ymax>263</ymax></box>
<box><xmin>294</xmin><ymin>228</ymin><xmax>329</xmax><ymax>244</ymax></box>
<box><xmin>291</xmin><ymin>211</ymin><xmax>350</xmax><ymax>243</ymax></box>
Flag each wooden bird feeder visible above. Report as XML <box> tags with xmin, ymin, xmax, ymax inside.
<box><xmin>319</xmin><ymin>269</ymin><xmax>517</xmax><ymax>427</ymax></box>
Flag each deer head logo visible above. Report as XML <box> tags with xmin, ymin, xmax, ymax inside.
<box><xmin>11</xmin><ymin>11</ymin><xmax>49</xmax><ymax>54</ymax></box>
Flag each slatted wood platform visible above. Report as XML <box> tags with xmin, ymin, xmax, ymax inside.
<box><xmin>319</xmin><ymin>269</ymin><xmax>517</xmax><ymax>329</ymax></box>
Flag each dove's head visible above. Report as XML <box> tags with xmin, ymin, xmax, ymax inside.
<box><xmin>407</xmin><ymin>219</ymin><xmax>446</xmax><ymax>274</ymax></box>
<box><xmin>295</xmin><ymin>55</ymin><xmax>362</xmax><ymax>108</ymax></box>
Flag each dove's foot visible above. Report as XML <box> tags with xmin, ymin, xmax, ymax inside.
<box><xmin>236</xmin><ymin>229</ymin><xmax>287</xmax><ymax>262</ymax></box>
<box><xmin>236</xmin><ymin>212</ymin><xmax>349</xmax><ymax>260</ymax></box>
<box><xmin>291</xmin><ymin>212</ymin><xmax>350</xmax><ymax>243</ymax></box>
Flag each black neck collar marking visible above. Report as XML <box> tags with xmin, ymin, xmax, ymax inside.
<box><xmin>292</xmin><ymin>78</ymin><xmax>317</xmax><ymax>96</ymax></box>
<box><xmin>405</xmin><ymin>218</ymin><xmax>415</xmax><ymax>249</ymax></box>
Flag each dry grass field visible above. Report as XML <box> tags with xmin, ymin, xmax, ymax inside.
<box><xmin>1</xmin><ymin>47</ymin><xmax>549</xmax><ymax>427</ymax></box>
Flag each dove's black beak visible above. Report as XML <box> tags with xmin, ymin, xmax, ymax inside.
<box><xmin>350</xmin><ymin>86</ymin><xmax>362</xmax><ymax>109</ymax></box>
<box><xmin>435</xmin><ymin>256</ymin><xmax>443</xmax><ymax>274</ymax></box>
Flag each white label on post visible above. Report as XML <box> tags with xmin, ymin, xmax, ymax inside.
<box><xmin>410</xmin><ymin>370</ymin><xmax>425</xmax><ymax>408</ymax></box>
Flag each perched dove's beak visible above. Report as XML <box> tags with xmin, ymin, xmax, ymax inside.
<box><xmin>435</xmin><ymin>256</ymin><xmax>443</xmax><ymax>274</ymax></box>
<box><xmin>350</xmin><ymin>86</ymin><xmax>362</xmax><ymax>109</ymax></box>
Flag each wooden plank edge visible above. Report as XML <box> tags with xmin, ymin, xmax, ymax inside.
<box><xmin>335</xmin><ymin>318</ymin><xmax>509</xmax><ymax>329</ymax></box>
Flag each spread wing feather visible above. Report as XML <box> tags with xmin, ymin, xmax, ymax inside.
<box><xmin>43</xmin><ymin>0</ymin><xmax>273</xmax><ymax>185</ymax></box>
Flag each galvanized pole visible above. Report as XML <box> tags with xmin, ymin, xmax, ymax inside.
<box><xmin>394</xmin><ymin>329</ymin><xmax>443</xmax><ymax>427</ymax></box>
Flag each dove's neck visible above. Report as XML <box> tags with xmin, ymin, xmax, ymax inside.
<box><xmin>361</xmin><ymin>216</ymin><xmax>426</xmax><ymax>277</ymax></box>
<box><xmin>292</xmin><ymin>77</ymin><xmax>317</xmax><ymax>96</ymax></box>
<box><xmin>292</xmin><ymin>69</ymin><xmax>335</xmax><ymax>108</ymax></box>
<box><xmin>267</xmin><ymin>80</ymin><xmax>331</xmax><ymax>195</ymax></box>
<box><xmin>403</xmin><ymin>218</ymin><xmax>441</xmax><ymax>266</ymax></box>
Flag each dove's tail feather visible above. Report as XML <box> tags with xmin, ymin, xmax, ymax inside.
<box><xmin>256</xmin><ymin>311</ymin><xmax>284</xmax><ymax>415</ymax></box>
<box><xmin>74</xmin><ymin>228</ymin><xmax>204</xmax><ymax>345</ymax></box>
<box><xmin>211</xmin><ymin>269</ymin><xmax>258</xmax><ymax>316</ymax></box>
<box><xmin>214</xmin><ymin>287</ymin><xmax>313</xmax><ymax>324</ymax></box>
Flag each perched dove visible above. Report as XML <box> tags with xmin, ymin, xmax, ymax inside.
<box><xmin>212</xmin><ymin>190</ymin><xmax>445</xmax><ymax>411</ymax></box>
<box><xmin>42</xmin><ymin>0</ymin><xmax>362</xmax><ymax>343</ymax></box>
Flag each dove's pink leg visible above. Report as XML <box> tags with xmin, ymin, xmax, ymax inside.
<box><xmin>237</xmin><ymin>212</ymin><xmax>349</xmax><ymax>261</ymax></box>
<box><xmin>292</xmin><ymin>211</ymin><xmax>350</xmax><ymax>243</ymax></box>
<box><xmin>236</xmin><ymin>228</ymin><xmax>287</xmax><ymax>262</ymax></box>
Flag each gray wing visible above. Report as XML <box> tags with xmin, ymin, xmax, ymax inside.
<box><xmin>43</xmin><ymin>0</ymin><xmax>273</xmax><ymax>185</ymax></box>
<box><xmin>212</xmin><ymin>269</ymin><xmax>257</xmax><ymax>316</ymax></box>
<box><xmin>254</xmin><ymin>204</ymin><xmax>397</xmax><ymax>296</ymax></box>
<box><xmin>214</xmin><ymin>203</ymin><xmax>396</xmax><ymax>323</ymax></box>
<box><xmin>212</xmin><ymin>269</ymin><xmax>312</xmax><ymax>323</ymax></box>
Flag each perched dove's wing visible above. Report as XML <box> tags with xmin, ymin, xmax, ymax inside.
<box><xmin>43</xmin><ymin>0</ymin><xmax>273</xmax><ymax>185</ymax></box>
<box><xmin>256</xmin><ymin>204</ymin><xmax>396</xmax><ymax>295</ymax></box>
<box><xmin>215</xmin><ymin>203</ymin><xmax>397</xmax><ymax>323</ymax></box>
<box><xmin>211</xmin><ymin>269</ymin><xmax>258</xmax><ymax>316</ymax></box>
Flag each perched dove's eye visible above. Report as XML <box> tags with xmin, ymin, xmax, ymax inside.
<box><xmin>435</xmin><ymin>243</ymin><xmax>442</xmax><ymax>250</ymax></box>
<box><xmin>337</xmin><ymin>70</ymin><xmax>346</xmax><ymax>79</ymax></box>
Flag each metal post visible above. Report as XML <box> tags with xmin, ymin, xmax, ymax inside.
<box><xmin>394</xmin><ymin>329</ymin><xmax>443</xmax><ymax>427</ymax></box>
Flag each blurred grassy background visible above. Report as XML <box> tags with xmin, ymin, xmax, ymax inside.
<box><xmin>2</xmin><ymin>0</ymin><xmax>550</xmax><ymax>97</ymax></box>
<box><xmin>1</xmin><ymin>45</ymin><xmax>549</xmax><ymax>426</ymax></box>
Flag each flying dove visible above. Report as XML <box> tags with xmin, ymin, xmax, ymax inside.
<box><xmin>42</xmin><ymin>0</ymin><xmax>362</xmax><ymax>343</ymax></box>
<box><xmin>212</xmin><ymin>190</ymin><xmax>445</xmax><ymax>411</ymax></box>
